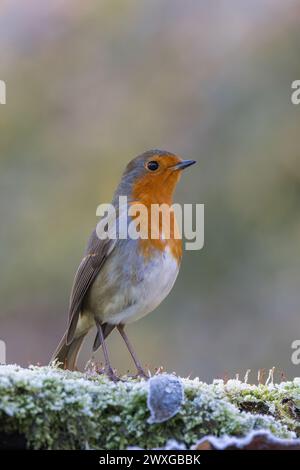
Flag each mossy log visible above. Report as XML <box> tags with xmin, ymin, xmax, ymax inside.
<box><xmin>0</xmin><ymin>365</ymin><xmax>300</xmax><ymax>450</ymax></box>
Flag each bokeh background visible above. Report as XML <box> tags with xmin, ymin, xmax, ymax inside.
<box><xmin>1</xmin><ymin>0</ymin><xmax>300</xmax><ymax>381</ymax></box>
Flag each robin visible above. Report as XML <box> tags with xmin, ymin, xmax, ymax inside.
<box><xmin>51</xmin><ymin>149</ymin><xmax>195</xmax><ymax>380</ymax></box>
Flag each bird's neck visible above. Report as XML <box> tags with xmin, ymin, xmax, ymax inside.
<box><xmin>132</xmin><ymin>186</ymin><xmax>175</xmax><ymax>207</ymax></box>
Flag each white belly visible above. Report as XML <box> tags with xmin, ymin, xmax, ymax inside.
<box><xmin>111</xmin><ymin>249</ymin><xmax>179</xmax><ymax>325</ymax></box>
<box><xmin>85</xmin><ymin>246</ymin><xmax>180</xmax><ymax>326</ymax></box>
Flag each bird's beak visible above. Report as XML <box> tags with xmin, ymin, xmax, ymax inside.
<box><xmin>172</xmin><ymin>159</ymin><xmax>196</xmax><ymax>171</ymax></box>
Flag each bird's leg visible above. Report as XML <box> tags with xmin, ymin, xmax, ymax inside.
<box><xmin>95</xmin><ymin>321</ymin><xmax>119</xmax><ymax>382</ymax></box>
<box><xmin>117</xmin><ymin>324</ymin><xmax>149</xmax><ymax>379</ymax></box>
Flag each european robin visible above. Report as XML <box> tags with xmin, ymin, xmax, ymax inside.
<box><xmin>51</xmin><ymin>149</ymin><xmax>195</xmax><ymax>380</ymax></box>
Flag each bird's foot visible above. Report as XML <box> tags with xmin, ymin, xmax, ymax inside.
<box><xmin>106</xmin><ymin>369</ymin><xmax>122</xmax><ymax>383</ymax></box>
<box><xmin>97</xmin><ymin>366</ymin><xmax>122</xmax><ymax>382</ymax></box>
<box><xmin>128</xmin><ymin>367</ymin><xmax>150</xmax><ymax>380</ymax></box>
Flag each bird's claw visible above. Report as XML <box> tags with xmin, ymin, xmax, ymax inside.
<box><xmin>107</xmin><ymin>371</ymin><xmax>122</xmax><ymax>382</ymax></box>
<box><xmin>128</xmin><ymin>368</ymin><xmax>150</xmax><ymax>380</ymax></box>
<box><xmin>97</xmin><ymin>366</ymin><xmax>122</xmax><ymax>382</ymax></box>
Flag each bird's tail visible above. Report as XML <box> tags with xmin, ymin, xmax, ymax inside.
<box><xmin>50</xmin><ymin>332</ymin><xmax>86</xmax><ymax>371</ymax></box>
<box><xmin>50</xmin><ymin>323</ymin><xmax>115</xmax><ymax>370</ymax></box>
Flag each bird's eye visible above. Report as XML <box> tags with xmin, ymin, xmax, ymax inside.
<box><xmin>147</xmin><ymin>161</ymin><xmax>159</xmax><ymax>171</ymax></box>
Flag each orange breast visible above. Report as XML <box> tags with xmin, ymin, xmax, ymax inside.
<box><xmin>130</xmin><ymin>158</ymin><xmax>184</xmax><ymax>265</ymax></box>
<box><xmin>139</xmin><ymin>236</ymin><xmax>182</xmax><ymax>265</ymax></box>
<box><xmin>129</xmin><ymin>197</ymin><xmax>182</xmax><ymax>265</ymax></box>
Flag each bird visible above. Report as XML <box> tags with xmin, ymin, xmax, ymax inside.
<box><xmin>51</xmin><ymin>149</ymin><xmax>195</xmax><ymax>380</ymax></box>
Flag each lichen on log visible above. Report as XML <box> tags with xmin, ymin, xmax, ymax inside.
<box><xmin>0</xmin><ymin>365</ymin><xmax>299</xmax><ymax>450</ymax></box>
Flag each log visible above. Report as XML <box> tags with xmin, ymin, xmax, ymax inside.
<box><xmin>0</xmin><ymin>365</ymin><xmax>299</xmax><ymax>450</ymax></box>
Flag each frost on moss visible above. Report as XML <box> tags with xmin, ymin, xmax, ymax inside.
<box><xmin>0</xmin><ymin>365</ymin><xmax>299</xmax><ymax>450</ymax></box>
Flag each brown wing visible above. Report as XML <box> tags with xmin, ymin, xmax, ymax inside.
<box><xmin>66</xmin><ymin>229</ymin><xmax>116</xmax><ymax>344</ymax></box>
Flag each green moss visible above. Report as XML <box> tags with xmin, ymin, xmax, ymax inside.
<box><xmin>0</xmin><ymin>365</ymin><xmax>298</xmax><ymax>449</ymax></box>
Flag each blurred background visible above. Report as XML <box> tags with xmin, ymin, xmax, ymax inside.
<box><xmin>0</xmin><ymin>0</ymin><xmax>300</xmax><ymax>381</ymax></box>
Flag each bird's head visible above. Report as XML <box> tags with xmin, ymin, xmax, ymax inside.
<box><xmin>114</xmin><ymin>149</ymin><xmax>195</xmax><ymax>205</ymax></box>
